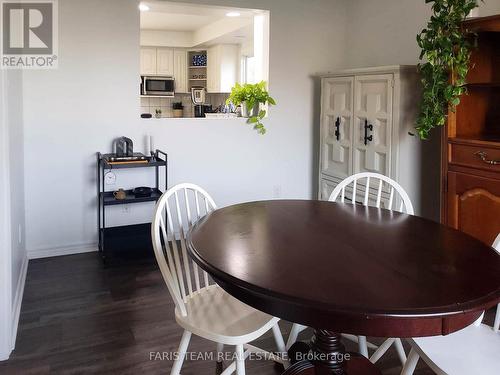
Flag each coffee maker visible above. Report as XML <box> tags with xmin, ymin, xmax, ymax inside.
<box><xmin>191</xmin><ymin>87</ymin><xmax>206</xmax><ymax>118</ymax></box>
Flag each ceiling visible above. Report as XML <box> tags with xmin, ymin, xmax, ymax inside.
<box><xmin>141</xmin><ymin>13</ymin><xmax>219</xmax><ymax>31</ymax></box>
<box><xmin>140</xmin><ymin>1</ymin><xmax>256</xmax><ymax>31</ymax></box>
<box><xmin>203</xmin><ymin>24</ymin><xmax>254</xmax><ymax>46</ymax></box>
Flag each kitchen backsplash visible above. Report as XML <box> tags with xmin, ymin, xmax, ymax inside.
<box><xmin>140</xmin><ymin>93</ymin><xmax>229</xmax><ymax>118</ymax></box>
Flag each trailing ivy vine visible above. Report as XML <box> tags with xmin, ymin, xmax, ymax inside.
<box><xmin>415</xmin><ymin>0</ymin><xmax>480</xmax><ymax>139</ymax></box>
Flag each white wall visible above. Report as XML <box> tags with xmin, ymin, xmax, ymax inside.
<box><xmin>7</xmin><ymin>69</ymin><xmax>26</xmax><ymax>308</ymax></box>
<box><xmin>0</xmin><ymin>68</ymin><xmax>26</xmax><ymax>359</ymax></box>
<box><xmin>22</xmin><ymin>0</ymin><xmax>348</xmax><ymax>257</ymax></box>
<box><xmin>480</xmin><ymin>0</ymin><xmax>500</xmax><ymax>16</ymax></box>
<box><xmin>7</xmin><ymin>69</ymin><xmax>27</xmax><ymax>355</ymax></box>
<box><xmin>343</xmin><ymin>0</ymin><xmax>500</xmax><ymax>68</ymax></box>
<box><xmin>0</xmin><ymin>70</ymin><xmax>13</xmax><ymax>361</ymax></box>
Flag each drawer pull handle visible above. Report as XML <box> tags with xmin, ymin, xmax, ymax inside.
<box><xmin>474</xmin><ymin>151</ymin><xmax>500</xmax><ymax>165</ymax></box>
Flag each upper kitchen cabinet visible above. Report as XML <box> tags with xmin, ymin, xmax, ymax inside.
<box><xmin>157</xmin><ymin>48</ymin><xmax>174</xmax><ymax>76</ymax></box>
<box><xmin>207</xmin><ymin>44</ymin><xmax>239</xmax><ymax>93</ymax></box>
<box><xmin>140</xmin><ymin>47</ymin><xmax>157</xmax><ymax>75</ymax></box>
<box><xmin>173</xmin><ymin>50</ymin><xmax>188</xmax><ymax>93</ymax></box>
<box><xmin>140</xmin><ymin>47</ymin><xmax>174</xmax><ymax>76</ymax></box>
<box><xmin>140</xmin><ymin>47</ymin><xmax>187</xmax><ymax>92</ymax></box>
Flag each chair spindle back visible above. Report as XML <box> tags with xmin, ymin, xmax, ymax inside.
<box><xmin>329</xmin><ymin>172</ymin><xmax>414</xmax><ymax>215</ymax></box>
<box><xmin>151</xmin><ymin>183</ymin><xmax>217</xmax><ymax>316</ymax></box>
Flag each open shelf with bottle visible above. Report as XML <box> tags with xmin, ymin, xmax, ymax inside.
<box><xmin>187</xmin><ymin>50</ymin><xmax>207</xmax><ymax>92</ymax></box>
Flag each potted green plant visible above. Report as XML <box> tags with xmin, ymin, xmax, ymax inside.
<box><xmin>226</xmin><ymin>81</ymin><xmax>276</xmax><ymax>134</ymax></box>
<box><xmin>172</xmin><ymin>102</ymin><xmax>184</xmax><ymax>118</ymax></box>
<box><xmin>155</xmin><ymin>108</ymin><xmax>162</xmax><ymax>119</ymax></box>
<box><xmin>415</xmin><ymin>0</ymin><xmax>480</xmax><ymax>139</ymax></box>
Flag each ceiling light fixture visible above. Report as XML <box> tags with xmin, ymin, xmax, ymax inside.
<box><xmin>226</xmin><ymin>11</ymin><xmax>241</xmax><ymax>17</ymax></box>
<box><xmin>139</xmin><ymin>3</ymin><xmax>150</xmax><ymax>12</ymax></box>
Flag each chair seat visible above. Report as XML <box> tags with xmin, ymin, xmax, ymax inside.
<box><xmin>175</xmin><ymin>285</ymin><xmax>279</xmax><ymax>345</ymax></box>
<box><xmin>410</xmin><ymin>323</ymin><xmax>500</xmax><ymax>375</ymax></box>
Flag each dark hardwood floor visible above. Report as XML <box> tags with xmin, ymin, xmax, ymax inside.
<box><xmin>0</xmin><ymin>252</ymin><xmax>496</xmax><ymax>374</ymax></box>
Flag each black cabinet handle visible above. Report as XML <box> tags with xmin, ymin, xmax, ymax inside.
<box><xmin>335</xmin><ymin>117</ymin><xmax>340</xmax><ymax>141</ymax></box>
<box><xmin>364</xmin><ymin>119</ymin><xmax>373</xmax><ymax>145</ymax></box>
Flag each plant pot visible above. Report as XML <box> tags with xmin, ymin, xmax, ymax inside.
<box><xmin>173</xmin><ymin>109</ymin><xmax>183</xmax><ymax>118</ymax></box>
<box><xmin>241</xmin><ymin>102</ymin><xmax>260</xmax><ymax>118</ymax></box>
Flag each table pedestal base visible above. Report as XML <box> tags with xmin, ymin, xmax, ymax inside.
<box><xmin>283</xmin><ymin>330</ymin><xmax>381</xmax><ymax>375</ymax></box>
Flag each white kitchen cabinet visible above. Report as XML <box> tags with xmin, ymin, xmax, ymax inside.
<box><xmin>140</xmin><ymin>47</ymin><xmax>157</xmax><ymax>75</ymax></box>
<box><xmin>318</xmin><ymin>66</ymin><xmax>438</xmax><ymax>216</ymax></box>
<box><xmin>140</xmin><ymin>47</ymin><xmax>187</xmax><ymax>92</ymax></box>
<box><xmin>173</xmin><ymin>49</ymin><xmax>188</xmax><ymax>93</ymax></box>
<box><xmin>206</xmin><ymin>47</ymin><xmax>218</xmax><ymax>93</ymax></box>
<box><xmin>207</xmin><ymin>44</ymin><xmax>239</xmax><ymax>93</ymax></box>
<box><xmin>157</xmin><ymin>48</ymin><xmax>174</xmax><ymax>76</ymax></box>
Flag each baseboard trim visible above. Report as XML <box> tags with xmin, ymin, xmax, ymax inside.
<box><xmin>27</xmin><ymin>243</ymin><xmax>98</xmax><ymax>259</ymax></box>
<box><xmin>11</xmin><ymin>254</ymin><xmax>28</xmax><ymax>351</ymax></box>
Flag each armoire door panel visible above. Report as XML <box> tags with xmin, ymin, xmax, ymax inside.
<box><xmin>353</xmin><ymin>74</ymin><xmax>393</xmax><ymax>177</ymax></box>
<box><xmin>321</xmin><ymin>77</ymin><xmax>354</xmax><ymax>179</ymax></box>
<box><xmin>354</xmin><ymin>149</ymin><xmax>387</xmax><ymax>173</ymax></box>
<box><xmin>447</xmin><ymin>171</ymin><xmax>500</xmax><ymax>245</ymax></box>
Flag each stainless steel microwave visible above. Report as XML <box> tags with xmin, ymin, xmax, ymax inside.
<box><xmin>141</xmin><ymin>76</ymin><xmax>175</xmax><ymax>97</ymax></box>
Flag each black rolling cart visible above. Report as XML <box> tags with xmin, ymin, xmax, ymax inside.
<box><xmin>96</xmin><ymin>150</ymin><xmax>167</xmax><ymax>264</ymax></box>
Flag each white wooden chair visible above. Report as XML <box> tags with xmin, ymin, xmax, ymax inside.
<box><xmin>400</xmin><ymin>233</ymin><xmax>500</xmax><ymax>375</ymax></box>
<box><xmin>287</xmin><ymin>172</ymin><xmax>413</xmax><ymax>367</ymax></box>
<box><xmin>152</xmin><ymin>183</ymin><xmax>287</xmax><ymax>375</ymax></box>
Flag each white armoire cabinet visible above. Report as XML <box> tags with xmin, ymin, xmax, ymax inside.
<box><xmin>318</xmin><ymin>66</ymin><xmax>438</xmax><ymax>216</ymax></box>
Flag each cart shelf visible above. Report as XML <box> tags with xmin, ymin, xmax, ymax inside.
<box><xmin>101</xmin><ymin>154</ymin><xmax>167</xmax><ymax>170</ymax></box>
<box><xmin>101</xmin><ymin>188</ymin><xmax>163</xmax><ymax>206</ymax></box>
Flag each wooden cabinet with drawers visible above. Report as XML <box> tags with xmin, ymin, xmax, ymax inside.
<box><xmin>442</xmin><ymin>15</ymin><xmax>500</xmax><ymax>245</ymax></box>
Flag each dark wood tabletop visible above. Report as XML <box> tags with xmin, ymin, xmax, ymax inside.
<box><xmin>187</xmin><ymin>200</ymin><xmax>500</xmax><ymax>338</ymax></box>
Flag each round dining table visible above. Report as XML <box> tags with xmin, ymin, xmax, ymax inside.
<box><xmin>187</xmin><ymin>200</ymin><xmax>500</xmax><ymax>374</ymax></box>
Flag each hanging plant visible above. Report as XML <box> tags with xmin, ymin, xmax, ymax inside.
<box><xmin>227</xmin><ymin>81</ymin><xmax>276</xmax><ymax>135</ymax></box>
<box><xmin>415</xmin><ymin>0</ymin><xmax>480</xmax><ymax>139</ymax></box>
